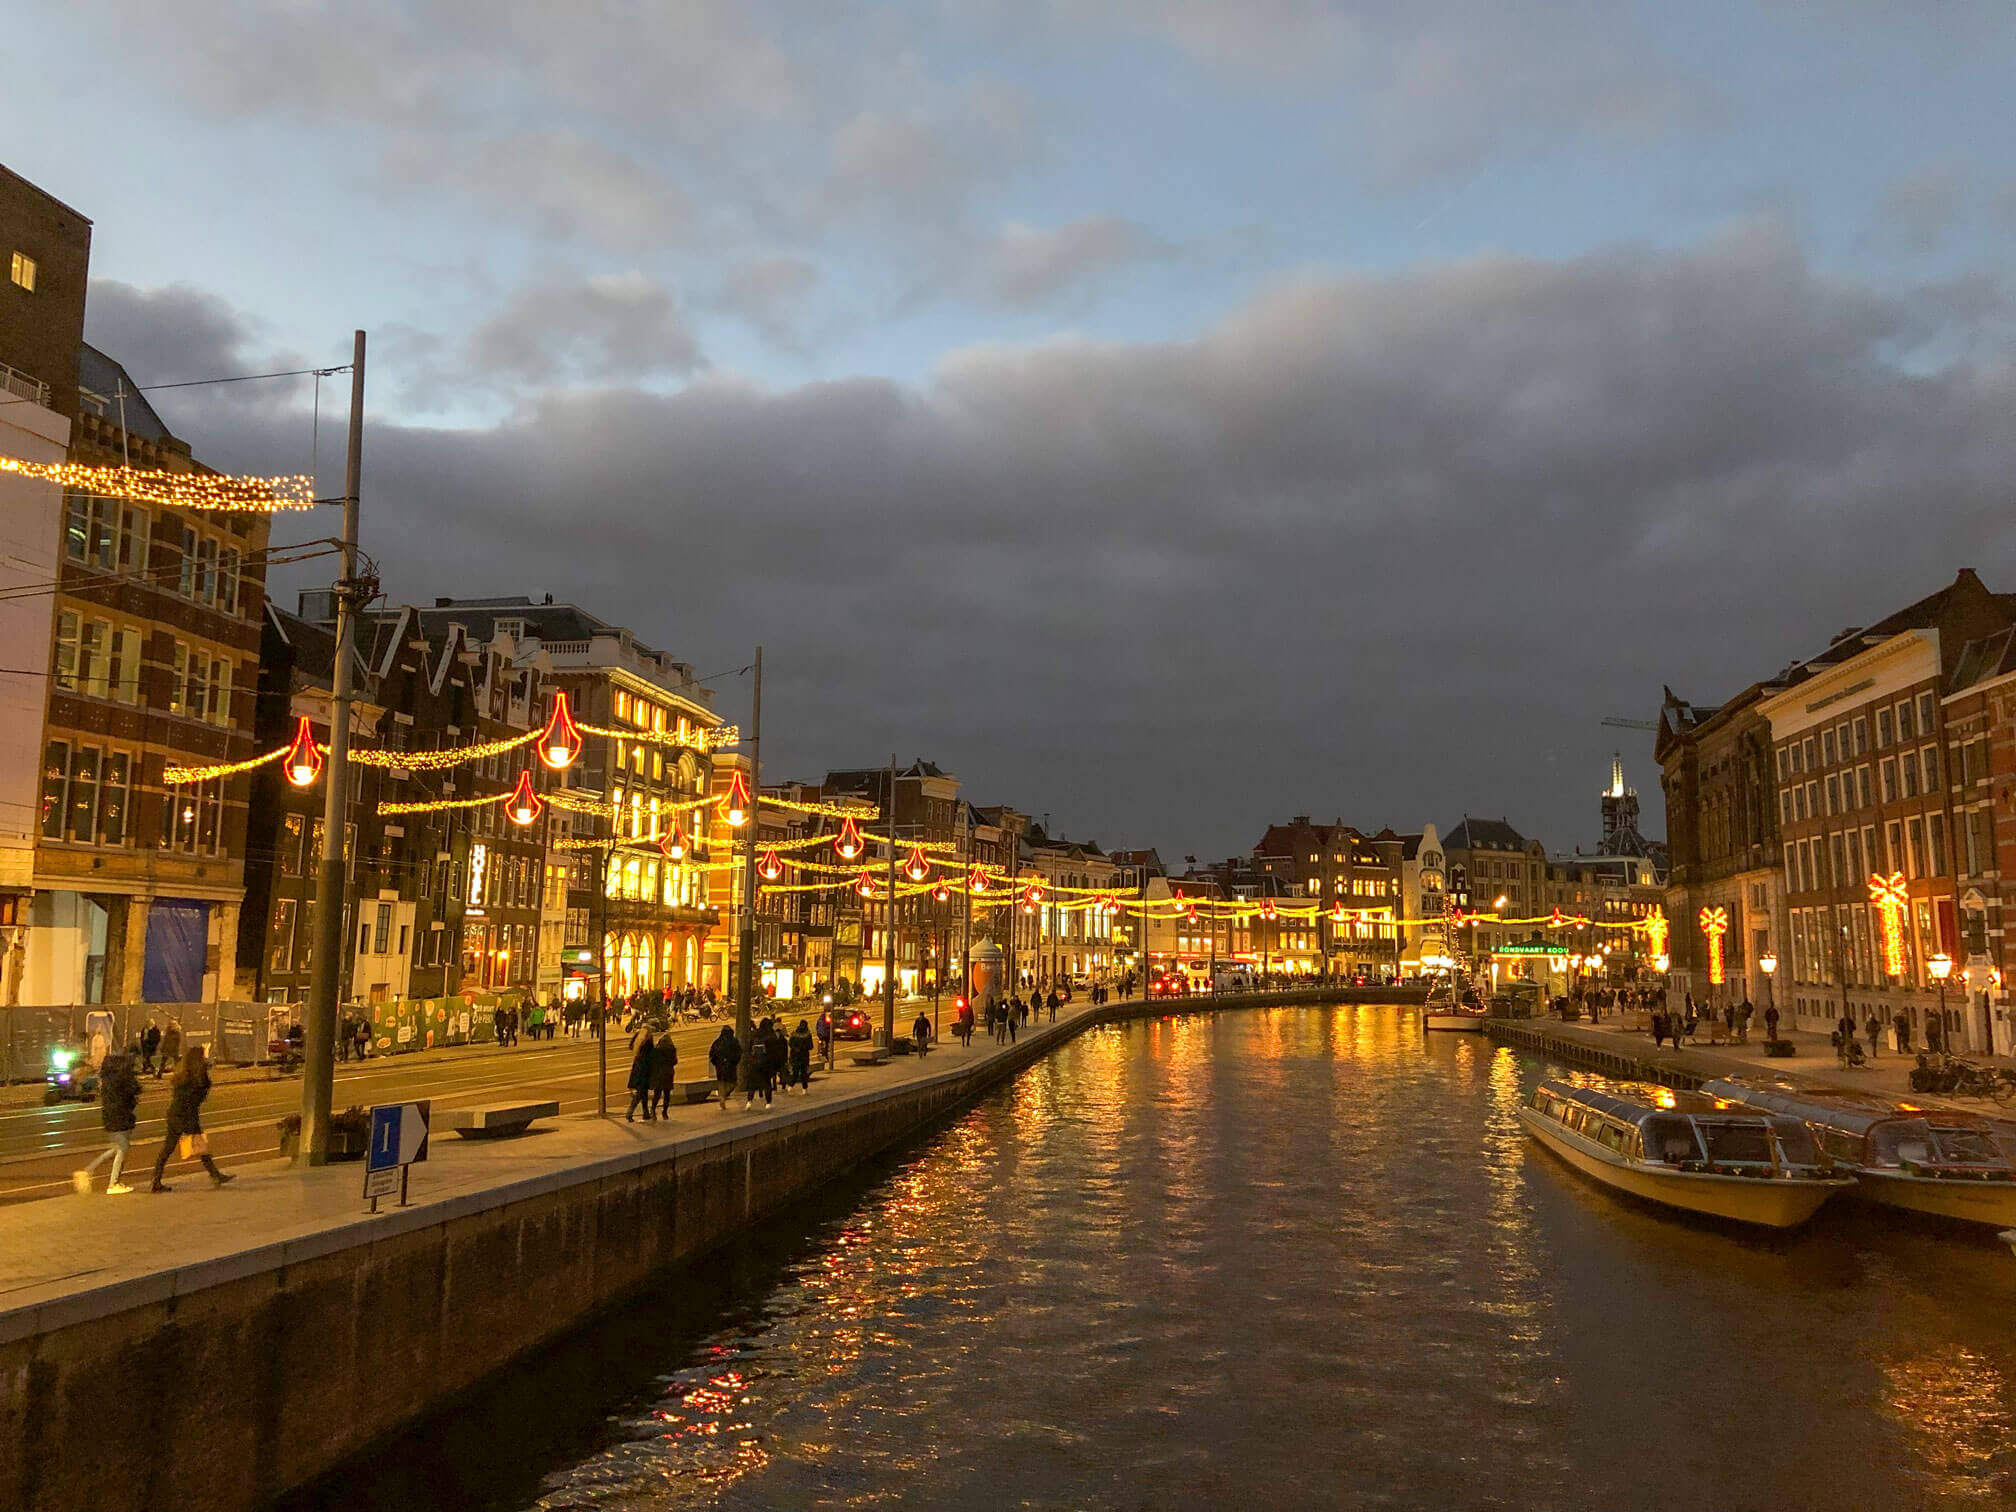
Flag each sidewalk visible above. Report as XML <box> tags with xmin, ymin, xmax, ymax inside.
<box><xmin>1536</xmin><ymin>1010</ymin><xmax>2016</xmax><ymax>1108</ymax></box>
<box><xmin>0</xmin><ymin>999</ymin><xmax>1106</xmax><ymax>1342</ymax></box>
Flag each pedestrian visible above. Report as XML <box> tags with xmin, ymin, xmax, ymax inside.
<box><xmin>139</xmin><ymin>1019</ymin><xmax>160</xmax><ymax>1076</ymax></box>
<box><xmin>1762</xmin><ymin>1002</ymin><xmax>1780</xmax><ymax>1042</ymax></box>
<box><xmin>352</xmin><ymin>1016</ymin><xmax>371</xmax><ymax>1060</ymax></box>
<box><xmin>816</xmin><ymin>1009</ymin><xmax>834</xmax><ymax>1067</ymax></box>
<box><xmin>1046</xmin><ymin>990</ymin><xmax>1059</xmax><ymax>1022</ymax></box>
<box><xmin>768</xmin><ymin>1019</ymin><xmax>790</xmax><ymax>1096</ymax></box>
<box><xmin>788</xmin><ymin>1019</ymin><xmax>814</xmax><ymax>1093</ymax></box>
<box><xmin>150</xmin><ymin>1045</ymin><xmax>232</xmax><ymax>1192</ymax></box>
<box><xmin>156</xmin><ymin>1018</ymin><xmax>182</xmax><ymax>1080</ymax></box>
<box><xmin>912</xmin><ymin>1011</ymin><xmax>932</xmax><ymax>1055</ymax></box>
<box><xmin>1893</xmin><ymin>1010</ymin><xmax>1913</xmax><ymax>1055</ymax></box>
<box><xmin>1650</xmin><ymin>1009</ymin><xmax>1668</xmax><ymax>1049</ymax></box>
<box><xmin>649</xmin><ymin>1030</ymin><xmax>679</xmax><ymax>1118</ymax></box>
<box><xmin>75</xmin><ymin>1041</ymin><xmax>142</xmax><ymax>1195</ymax></box>
<box><xmin>744</xmin><ymin>1022</ymin><xmax>772</xmax><ymax>1109</ymax></box>
<box><xmin>709</xmin><ymin>1025</ymin><xmax>742</xmax><ymax>1112</ymax></box>
<box><xmin>1837</xmin><ymin>1012</ymin><xmax>1857</xmax><ymax>1065</ymax></box>
<box><xmin>1735</xmin><ymin>999</ymin><xmax>1753</xmax><ymax>1044</ymax></box>
<box><xmin>1007</xmin><ymin>999</ymin><xmax>1019</xmax><ymax>1044</ymax></box>
<box><xmin>1864</xmin><ymin>1012</ymin><xmax>1882</xmax><ymax>1061</ymax></box>
<box><xmin>626</xmin><ymin>1034</ymin><xmax>655</xmax><ymax>1121</ymax></box>
<box><xmin>1926</xmin><ymin>1013</ymin><xmax>1945</xmax><ymax>1056</ymax></box>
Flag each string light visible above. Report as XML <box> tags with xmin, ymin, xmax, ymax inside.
<box><xmin>544</xmin><ymin>791</ymin><xmax>615</xmax><ymax>818</ymax></box>
<box><xmin>579</xmin><ymin>720</ymin><xmax>737</xmax><ymax>752</ymax></box>
<box><xmin>1869</xmin><ymin>871</ymin><xmax>1908</xmax><ymax>977</ymax></box>
<box><xmin>0</xmin><ymin>456</ymin><xmax>314</xmax><ymax>512</ymax></box>
<box><xmin>538</xmin><ymin>693</ymin><xmax>584</xmax><ymax>770</ymax></box>
<box><xmin>763</xmin><ymin>794</ymin><xmax>877</xmax><ymax>820</ymax></box>
<box><xmin>835</xmin><ymin>816</ymin><xmax>863</xmax><ymax>860</ymax></box>
<box><xmin>163</xmin><ymin>744</ymin><xmax>291</xmax><ymax>784</ymax></box>
<box><xmin>344</xmin><ymin>728</ymin><xmax>538</xmax><ymax>770</ymax></box>
<box><xmin>506</xmin><ymin>770</ymin><xmax>543</xmax><ymax>826</ymax></box>
<box><xmin>282</xmin><ymin>716</ymin><xmax>322</xmax><ymax>788</ymax></box>
<box><xmin>379</xmin><ymin>791</ymin><xmax>505</xmax><ymax>816</ymax></box>
<box><xmin>1698</xmin><ymin>905</ymin><xmax>1729</xmax><ymax>987</ymax></box>
<box><xmin>1644</xmin><ymin>912</ymin><xmax>1669</xmax><ymax>959</ymax></box>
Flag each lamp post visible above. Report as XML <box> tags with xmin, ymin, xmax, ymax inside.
<box><xmin>1930</xmin><ymin>951</ymin><xmax>1953</xmax><ymax>1046</ymax></box>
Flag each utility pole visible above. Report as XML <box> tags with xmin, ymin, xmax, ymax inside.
<box><xmin>595</xmin><ymin>839</ymin><xmax>608</xmax><ymax>1116</ymax></box>
<box><xmin>959</xmin><ymin>803</ymin><xmax>972</xmax><ymax>1005</ymax></box>
<box><xmin>299</xmin><ymin>331</ymin><xmax>364</xmax><ymax>1166</ymax></box>
<box><xmin>734</xmin><ymin>648</ymin><xmax>763</xmax><ymax>1068</ymax></box>
<box><xmin>882</xmin><ymin>752</ymin><xmax>898</xmax><ymax>1047</ymax></box>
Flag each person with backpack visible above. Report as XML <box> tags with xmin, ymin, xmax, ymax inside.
<box><xmin>1763</xmin><ymin>1001</ymin><xmax>1780</xmax><ymax>1042</ymax></box>
<box><xmin>709</xmin><ymin>1025</ymin><xmax>741</xmax><ymax>1112</ymax></box>
<box><xmin>744</xmin><ymin>1019</ymin><xmax>773</xmax><ymax>1109</ymax></box>
<box><xmin>788</xmin><ymin>1019</ymin><xmax>814</xmax><ymax>1093</ymax></box>
<box><xmin>75</xmin><ymin>1041</ymin><xmax>142</xmax><ymax>1194</ymax></box>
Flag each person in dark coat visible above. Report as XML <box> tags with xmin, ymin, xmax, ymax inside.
<box><xmin>76</xmin><ymin>1044</ymin><xmax>142</xmax><ymax>1194</ymax></box>
<box><xmin>743</xmin><ymin>1021</ymin><xmax>773</xmax><ymax>1109</ymax></box>
<box><xmin>151</xmin><ymin>1045</ymin><xmax>232</xmax><ymax>1191</ymax></box>
<box><xmin>626</xmin><ymin>1035</ymin><xmax>656</xmax><ymax>1121</ymax></box>
<box><xmin>911</xmin><ymin>1011</ymin><xmax>932</xmax><ymax>1055</ymax></box>
<box><xmin>1650</xmin><ymin>1009</ymin><xmax>1668</xmax><ymax>1049</ymax></box>
<box><xmin>156</xmin><ymin>1019</ymin><xmax>182</xmax><ymax>1079</ymax></box>
<box><xmin>648</xmin><ymin>1031</ymin><xmax>680</xmax><ymax>1118</ymax></box>
<box><xmin>765</xmin><ymin>1019</ymin><xmax>790</xmax><ymax>1099</ymax></box>
<box><xmin>1763</xmin><ymin>1002</ymin><xmax>1780</xmax><ymax>1041</ymax></box>
<box><xmin>709</xmin><ymin>1026</ymin><xmax>742</xmax><ymax>1113</ymax></box>
<box><xmin>139</xmin><ymin>1020</ymin><xmax>161</xmax><ymax>1075</ymax></box>
<box><xmin>788</xmin><ymin>1020</ymin><xmax>814</xmax><ymax>1093</ymax></box>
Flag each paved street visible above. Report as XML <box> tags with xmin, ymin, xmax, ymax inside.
<box><xmin>0</xmin><ymin>1021</ymin><xmax>745</xmax><ymax>1203</ymax></box>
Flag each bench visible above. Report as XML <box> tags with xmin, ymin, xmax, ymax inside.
<box><xmin>436</xmin><ymin>1101</ymin><xmax>559</xmax><ymax>1139</ymax></box>
<box><xmin>672</xmin><ymin>1078</ymin><xmax>718</xmax><ymax>1104</ymax></box>
<box><xmin>849</xmin><ymin>1048</ymin><xmax>890</xmax><ymax>1067</ymax></box>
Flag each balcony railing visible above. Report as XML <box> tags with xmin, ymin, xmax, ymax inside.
<box><xmin>0</xmin><ymin>361</ymin><xmax>51</xmax><ymax>409</ymax></box>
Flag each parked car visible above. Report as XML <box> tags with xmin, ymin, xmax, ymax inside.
<box><xmin>831</xmin><ymin>1007</ymin><xmax>873</xmax><ymax>1040</ymax></box>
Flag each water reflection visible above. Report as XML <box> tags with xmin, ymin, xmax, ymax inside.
<box><xmin>306</xmin><ymin>1004</ymin><xmax>2016</xmax><ymax>1512</ymax></box>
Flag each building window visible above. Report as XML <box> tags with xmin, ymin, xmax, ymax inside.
<box><xmin>10</xmin><ymin>251</ymin><xmax>36</xmax><ymax>290</ymax></box>
<box><xmin>1853</xmin><ymin>717</ymin><xmax>1868</xmax><ymax>755</ymax></box>
<box><xmin>1929</xmin><ymin>812</ymin><xmax>1948</xmax><ymax>877</ymax></box>
<box><xmin>1877</xmin><ymin>708</ymin><xmax>1894</xmax><ymax>747</ymax></box>
<box><xmin>1823</xmin><ymin>729</ymin><xmax>1837</xmax><ymax>765</ymax></box>
<box><xmin>1879</xmin><ymin>759</ymin><xmax>1896</xmax><ymax>803</ymax></box>
<box><xmin>271</xmin><ymin>900</ymin><xmax>296</xmax><ymax>974</ymax></box>
<box><xmin>373</xmin><ymin>902</ymin><xmax>393</xmax><ymax>955</ymax></box>
<box><xmin>40</xmin><ymin>740</ymin><xmax>69</xmax><ymax>839</ymax></box>
<box><xmin>1920</xmin><ymin>746</ymin><xmax>1939</xmax><ymax>793</ymax></box>
<box><xmin>1896</xmin><ymin>700</ymin><xmax>1914</xmax><ymax>741</ymax></box>
<box><xmin>1857</xmin><ymin>766</ymin><xmax>1872</xmax><ymax>808</ymax></box>
<box><xmin>1917</xmin><ymin>692</ymin><xmax>1935</xmax><ymax>736</ymax></box>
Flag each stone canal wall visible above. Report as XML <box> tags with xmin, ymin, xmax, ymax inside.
<box><xmin>1</xmin><ymin>986</ymin><xmax>1399</xmax><ymax>1512</ymax></box>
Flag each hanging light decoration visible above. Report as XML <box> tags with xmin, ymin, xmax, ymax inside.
<box><xmin>968</xmin><ymin>863</ymin><xmax>989</xmax><ymax>892</ymax></box>
<box><xmin>538</xmin><ymin>692</ymin><xmax>585</xmax><ymax>770</ymax></box>
<box><xmin>932</xmin><ymin>882</ymin><xmax>952</xmax><ymax>904</ymax></box>
<box><xmin>904</xmin><ymin>843</ymin><xmax>932</xmax><ymax>882</ymax></box>
<box><xmin>282</xmin><ymin>716</ymin><xmax>323</xmax><ymax>788</ymax></box>
<box><xmin>719</xmin><ymin>768</ymin><xmax>752</xmax><ymax>827</ymax></box>
<box><xmin>505</xmin><ymin>770</ymin><xmax>544</xmax><ymax>827</ymax></box>
<box><xmin>1698</xmin><ymin>905</ymin><xmax>1729</xmax><ymax>987</ymax></box>
<box><xmin>1643</xmin><ymin>910</ymin><xmax>1669</xmax><ymax>959</ymax></box>
<box><xmin>659</xmin><ymin>820</ymin><xmax>686</xmax><ymax>861</ymax></box>
<box><xmin>1331</xmin><ymin>902</ymin><xmax>1347</xmax><ymax>923</ymax></box>
<box><xmin>1022</xmin><ymin>887</ymin><xmax>1040</xmax><ymax>915</ymax></box>
<box><xmin>1869</xmin><ymin>872</ymin><xmax>1909</xmax><ymax>978</ymax></box>
<box><xmin>855</xmin><ymin>869</ymin><xmax>877</xmax><ymax>898</ymax></box>
<box><xmin>834</xmin><ymin>814</ymin><xmax>863</xmax><ymax>859</ymax></box>
<box><xmin>1262</xmin><ymin>898</ymin><xmax>1278</xmax><ymax>921</ymax></box>
<box><xmin>760</xmin><ymin>846</ymin><xmax>783</xmax><ymax>881</ymax></box>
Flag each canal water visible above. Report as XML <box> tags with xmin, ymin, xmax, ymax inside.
<box><xmin>307</xmin><ymin>1004</ymin><xmax>2016</xmax><ymax>1511</ymax></box>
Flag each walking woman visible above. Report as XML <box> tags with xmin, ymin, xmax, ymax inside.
<box><xmin>151</xmin><ymin>1044</ymin><xmax>234</xmax><ymax>1192</ymax></box>
<box><xmin>627</xmin><ymin>1033</ymin><xmax>656</xmax><ymax>1121</ymax></box>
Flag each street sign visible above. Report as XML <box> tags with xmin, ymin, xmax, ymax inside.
<box><xmin>365</xmin><ymin>1100</ymin><xmax>430</xmax><ymax>1211</ymax></box>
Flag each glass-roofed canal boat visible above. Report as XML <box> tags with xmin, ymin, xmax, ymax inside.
<box><xmin>1519</xmin><ymin>1080</ymin><xmax>1854</xmax><ymax>1229</ymax></box>
<box><xmin>1701</xmin><ymin>1076</ymin><xmax>2016</xmax><ymax>1230</ymax></box>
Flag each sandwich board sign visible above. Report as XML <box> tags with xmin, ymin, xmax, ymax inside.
<box><xmin>364</xmin><ymin>1100</ymin><xmax>430</xmax><ymax>1210</ymax></box>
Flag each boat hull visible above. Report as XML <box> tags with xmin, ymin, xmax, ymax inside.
<box><xmin>1518</xmin><ymin>1108</ymin><xmax>1847</xmax><ymax>1229</ymax></box>
<box><xmin>1851</xmin><ymin>1169</ymin><xmax>2016</xmax><ymax>1229</ymax></box>
<box><xmin>1423</xmin><ymin>1010</ymin><xmax>1487</xmax><ymax>1032</ymax></box>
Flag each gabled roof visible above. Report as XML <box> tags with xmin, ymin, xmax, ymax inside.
<box><xmin>1442</xmin><ymin>816</ymin><xmax>1528</xmax><ymax>852</ymax></box>
<box><xmin>1950</xmin><ymin>626</ymin><xmax>2016</xmax><ymax>694</ymax></box>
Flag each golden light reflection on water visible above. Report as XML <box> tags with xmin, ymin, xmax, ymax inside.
<box><xmin>1881</xmin><ymin>1346</ymin><xmax>2016</xmax><ymax>1501</ymax></box>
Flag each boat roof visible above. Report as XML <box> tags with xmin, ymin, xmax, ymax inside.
<box><xmin>1701</xmin><ymin>1077</ymin><xmax>2016</xmax><ymax>1136</ymax></box>
<box><xmin>1537</xmin><ymin>1079</ymin><xmax>1785</xmax><ymax>1127</ymax></box>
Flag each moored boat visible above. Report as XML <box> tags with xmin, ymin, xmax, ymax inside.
<box><xmin>1519</xmin><ymin>1079</ymin><xmax>1852</xmax><ymax>1228</ymax></box>
<box><xmin>1702</xmin><ymin>1077</ymin><xmax>2016</xmax><ymax>1230</ymax></box>
<box><xmin>1422</xmin><ymin>980</ymin><xmax>1489</xmax><ymax>1033</ymax></box>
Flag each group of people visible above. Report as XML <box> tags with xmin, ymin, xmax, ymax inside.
<box><xmin>131</xmin><ymin>1018</ymin><xmax>183</xmax><ymax>1077</ymax></box>
<box><xmin>1647</xmin><ymin>994</ymin><xmax>1776</xmax><ymax>1050</ymax></box>
<box><xmin>73</xmin><ymin>1038</ymin><xmax>234</xmax><ymax>1196</ymax></box>
<box><xmin>703</xmin><ymin>1017</ymin><xmax>818</xmax><ymax>1110</ymax></box>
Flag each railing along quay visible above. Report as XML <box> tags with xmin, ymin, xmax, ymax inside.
<box><xmin>1486</xmin><ymin>1017</ymin><xmax>1707</xmax><ymax>1091</ymax></box>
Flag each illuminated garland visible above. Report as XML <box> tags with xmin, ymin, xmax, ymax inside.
<box><xmin>545</xmin><ymin>790</ymin><xmax>616</xmax><ymax>818</ymax></box>
<box><xmin>580</xmin><ymin>721</ymin><xmax>740</xmax><ymax>752</ymax></box>
<box><xmin>0</xmin><ymin>456</ymin><xmax>315</xmax><ymax>512</ymax></box>
<box><xmin>1644</xmin><ymin>912</ymin><xmax>1669</xmax><ymax>958</ymax></box>
<box><xmin>1698</xmin><ymin>906</ymin><xmax>1729</xmax><ymax>986</ymax></box>
<box><xmin>762</xmin><ymin>794</ymin><xmax>878</xmax><ymax>820</ymax></box>
<box><xmin>346</xmin><ymin>729</ymin><xmax>541</xmax><ymax>768</ymax></box>
<box><xmin>1869</xmin><ymin>871</ymin><xmax>1908</xmax><ymax>977</ymax></box>
<box><xmin>379</xmin><ymin>791</ymin><xmax>506</xmax><ymax>815</ymax></box>
<box><xmin>163</xmin><ymin>745</ymin><xmax>290</xmax><ymax>784</ymax></box>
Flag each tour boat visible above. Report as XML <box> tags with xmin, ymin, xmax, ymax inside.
<box><xmin>1519</xmin><ymin>1080</ymin><xmax>1852</xmax><ymax>1229</ymax></box>
<box><xmin>1422</xmin><ymin>980</ymin><xmax>1489</xmax><ymax>1033</ymax></box>
<box><xmin>1701</xmin><ymin>1077</ymin><xmax>2016</xmax><ymax>1230</ymax></box>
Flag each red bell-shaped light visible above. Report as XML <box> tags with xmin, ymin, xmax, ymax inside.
<box><xmin>904</xmin><ymin>843</ymin><xmax>931</xmax><ymax>882</ymax></box>
<box><xmin>282</xmin><ymin>715</ymin><xmax>322</xmax><ymax>788</ymax></box>
<box><xmin>759</xmin><ymin>846</ymin><xmax>783</xmax><ymax>881</ymax></box>
<box><xmin>659</xmin><ymin>820</ymin><xmax>686</xmax><ymax>861</ymax></box>
<box><xmin>538</xmin><ymin>691</ymin><xmax>584</xmax><ymax>770</ymax></box>
<box><xmin>1022</xmin><ymin>886</ymin><xmax>1040</xmax><ymax>915</ymax></box>
<box><xmin>719</xmin><ymin>768</ymin><xmax>751</xmax><ymax>827</ymax></box>
<box><xmin>1262</xmin><ymin>899</ymin><xmax>1277</xmax><ymax>921</ymax></box>
<box><xmin>855</xmin><ymin>869</ymin><xmax>876</xmax><ymax>898</ymax></box>
<box><xmin>505</xmin><ymin>769</ymin><xmax>543</xmax><ymax>827</ymax></box>
<box><xmin>1331</xmin><ymin>902</ymin><xmax>1347</xmax><ymax>923</ymax></box>
<box><xmin>968</xmin><ymin>864</ymin><xmax>988</xmax><ymax>893</ymax></box>
<box><xmin>932</xmin><ymin>883</ymin><xmax>951</xmax><ymax>903</ymax></box>
<box><xmin>835</xmin><ymin>815</ymin><xmax>863</xmax><ymax>860</ymax></box>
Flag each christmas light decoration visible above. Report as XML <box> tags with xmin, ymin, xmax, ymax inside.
<box><xmin>579</xmin><ymin>720</ymin><xmax>736</xmax><ymax>752</ymax></box>
<box><xmin>1698</xmin><ymin>906</ymin><xmax>1729</xmax><ymax>987</ymax></box>
<box><xmin>538</xmin><ymin>692</ymin><xmax>584</xmax><ymax>770</ymax></box>
<box><xmin>760</xmin><ymin>846</ymin><xmax>783</xmax><ymax>881</ymax></box>
<box><xmin>855</xmin><ymin>869</ymin><xmax>876</xmax><ymax>898</ymax></box>
<box><xmin>660</xmin><ymin>820</ymin><xmax>686</xmax><ymax>861</ymax></box>
<box><xmin>0</xmin><ymin>456</ymin><xmax>314</xmax><ymax>512</ymax></box>
<box><xmin>1643</xmin><ymin>912</ymin><xmax>1669</xmax><ymax>959</ymax></box>
<box><xmin>719</xmin><ymin>769</ymin><xmax>752</xmax><ymax>827</ymax></box>
<box><xmin>162</xmin><ymin>743</ymin><xmax>292</xmax><ymax>784</ymax></box>
<box><xmin>904</xmin><ymin>843</ymin><xmax>932</xmax><ymax>882</ymax></box>
<box><xmin>282</xmin><ymin>717</ymin><xmax>322</xmax><ymax>788</ymax></box>
<box><xmin>506</xmin><ymin>770</ymin><xmax>543</xmax><ymax>827</ymax></box>
<box><xmin>969</xmin><ymin>864</ymin><xmax>989</xmax><ymax>893</ymax></box>
<box><xmin>933</xmin><ymin>883</ymin><xmax>951</xmax><ymax>904</ymax></box>
<box><xmin>764</xmin><ymin>794</ymin><xmax>877</xmax><ymax>820</ymax></box>
<box><xmin>1869</xmin><ymin>871</ymin><xmax>1909</xmax><ymax>977</ymax></box>
<box><xmin>378</xmin><ymin>791</ymin><xmax>507</xmax><ymax>816</ymax></box>
<box><xmin>835</xmin><ymin>815</ymin><xmax>864</xmax><ymax>860</ymax></box>
<box><xmin>1331</xmin><ymin>902</ymin><xmax>1347</xmax><ymax>923</ymax></box>
<box><xmin>544</xmin><ymin>790</ymin><xmax>615</xmax><ymax>818</ymax></box>
<box><xmin>1261</xmin><ymin>899</ymin><xmax>1278</xmax><ymax>921</ymax></box>
<box><xmin>343</xmin><ymin>729</ymin><xmax>539</xmax><ymax>770</ymax></box>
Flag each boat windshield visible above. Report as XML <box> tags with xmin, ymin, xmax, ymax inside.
<box><xmin>1769</xmin><ymin>1119</ymin><xmax>1821</xmax><ymax>1167</ymax></box>
<box><xmin>1643</xmin><ymin>1116</ymin><xmax>1700</xmax><ymax>1165</ymax></box>
<box><xmin>1868</xmin><ymin>1119</ymin><xmax>1937</xmax><ymax>1168</ymax></box>
<box><xmin>1928</xmin><ymin>1126</ymin><xmax>2014</xmax><ymax>1170</ymax></box>
<box><xmin>1696</xmin><ymin>1120</ymin><xmax>1773</xmax><ymax>1165</ymax></box>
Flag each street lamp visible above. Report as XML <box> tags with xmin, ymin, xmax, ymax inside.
<box><xmin>1930</xmin><ymin>952</ymin><xmax>1953</xmax><ymax>1043</ymax></box>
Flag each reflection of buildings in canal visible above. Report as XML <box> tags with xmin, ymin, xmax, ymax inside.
<box><xmin>1880</xmin><ymin>1346</ymin><xmax>2015</xmax><ymax>1498</ymax></box>
<box><xmin>1477</xmin><ymin>1045</ymin><xmax>1555</xmax><ymax>1406</ymax></box>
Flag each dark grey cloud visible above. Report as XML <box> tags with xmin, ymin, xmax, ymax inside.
<box><xmin>466</xmin><ymin>274</ymin><xmax>704</xmax><ymax>384</ymax></box>
<box><xmin>1870</xmin><ymin>167</ymin><xmax>1967</xmax><ymax>256</ymax></box>
<box><xmin>112</xmin><ymin>231</ymin><xmax>2016</xmax><ymax>859</ymax></box>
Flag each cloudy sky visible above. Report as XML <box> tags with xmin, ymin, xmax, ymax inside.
<box><xmin>12</xmin><ymin>1</ymin><xmax>2015</xmax><ymax>859</ymax></box>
